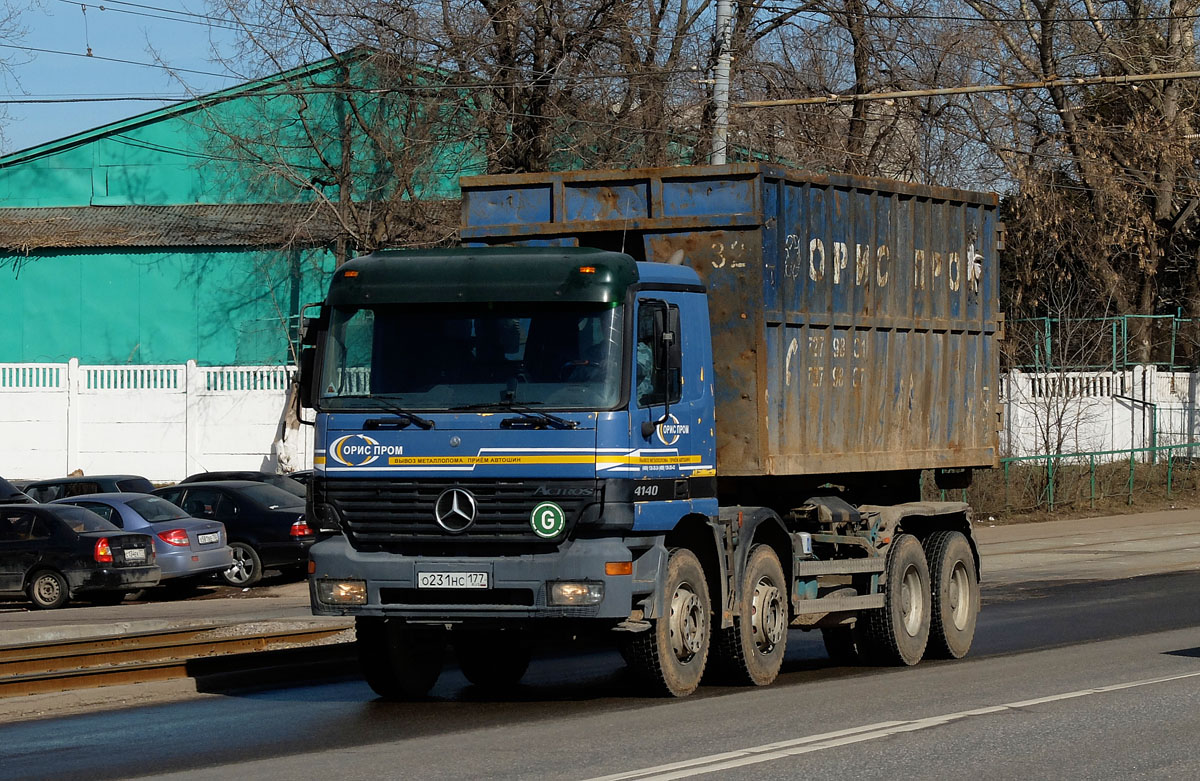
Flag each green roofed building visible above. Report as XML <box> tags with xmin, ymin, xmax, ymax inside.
<box><xmin>0</xmin><ymin>50</ymin><xmax>480</xmax><ymax>365</ymax></box>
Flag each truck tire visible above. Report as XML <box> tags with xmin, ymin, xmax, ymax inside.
<box><xmin>821</xmin><ymin>625</ymin><xmax>859</xmax><ymax>664</ymax></box>
<box><xmin>922</xmin><ymin>530</ymin><xmax>979</xmax><ymax>659</ymax></box>
<box><xmin>454</xmin><ymin>630</ymin><xmax>531</xmax><ymax>690</ymax></box>
<box><xmin>622</xmin><ymin>548</ymin><xmax>711</xmax><ymax>697</ymax></box>
<box><xmin>710</xmin><ymin>545</ymin><xmax>788</xmax><ymax>686</ymax></box>
<box><xmin>857</xmin><ymin>534</ymin><xmax>930</xmax><ymax>666</ymax></box>
<box><xmin>355</xmin><ymin>617</ymin><xmax>445</xmax><ymax>699</ymax></box>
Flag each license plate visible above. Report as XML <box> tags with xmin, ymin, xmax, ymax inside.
<box><xmin>124</xmin><ymin>548</ymin><xmax>146</xmax><ymax>562</ymax></box>
<box><xmin>197</xmin><ymin>532</ymin><xmax>220</xmax><ymax>545</ymax></box>
<box><xmin>417</xmin><ymin>572</ymin><xmax>488</xmax><ymax>589</ymax></box>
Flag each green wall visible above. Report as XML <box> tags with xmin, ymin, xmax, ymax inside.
<box><xmin>0</xmin><ymin>248</ymin><xmax>335</xmax><ymax>365</ymax></box>
<box><xmin>0</xmin><ymin>54</ymin><xmax>481</xmax><ymax>365</ymax></box>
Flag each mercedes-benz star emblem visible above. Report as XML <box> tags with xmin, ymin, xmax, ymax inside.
<box><xmin>434</xmin><ymin>488</ymin><xmax>477</xmax><ymax>533</ymax></box>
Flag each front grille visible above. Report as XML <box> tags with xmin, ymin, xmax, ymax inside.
<box><xmin>324</xmin><ymin>478</ymin><xmax>598</xmax><ymax>550</ymax></box>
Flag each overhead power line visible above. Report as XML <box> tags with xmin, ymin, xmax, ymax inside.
<box><xmin>738</xmin><ymin>70</ymin><xmax>1200</xmax><ymax>108</ymax></box>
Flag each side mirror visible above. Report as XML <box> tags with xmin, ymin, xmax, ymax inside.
<box><xmin>296</xmin><ymin>304</ymin><xmax>327</xmax><ymax>411</ymax></box>
<box><xmin>664</xmin><ymin>307</ymin><xmax>682</xmax><ymax>371</ymax></box>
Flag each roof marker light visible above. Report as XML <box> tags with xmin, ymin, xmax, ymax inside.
<box><xmin>578</xmin><ymin>266</ymin><xmax>596</xmax><ymax>274</ymax></box>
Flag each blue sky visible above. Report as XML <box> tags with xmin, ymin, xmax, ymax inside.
<box><xmin>1</xmin><ymin>0</ymin><xmax>241</xmax><ymax>153</ymax></box>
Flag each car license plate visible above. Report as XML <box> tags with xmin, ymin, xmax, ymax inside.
<box><xmin>124</xmin><ymin>548</ymin><xmax>146</xmax><ymax>562</ymax></box>
<box><xmin>417</xmin><ymin>572</ymin><xmax>488</xmax><ymax>589</ymax></box>
<box><xmin>197</xmin><ymin>532</ymin><xmax>220</xmax><ymax>545</ymax></box>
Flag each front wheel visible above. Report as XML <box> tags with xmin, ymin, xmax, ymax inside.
<box><xmin>622</xmin><ymin>548</ymin><xmax>711</xmax><ymax>697</ymax></box>
<box><xmin>711</xmin><ymin>545</ymin><xmax>788</xmax><ymax>686</ymax></box>
<box><xmin>857</xmin><ymin>534</ymin><xmax>931</xmax><ymax>666</ymax></box>
<box><xmin>454</xmin><ymin>630</ymin><xmax>531</xmax><ymax>690</ymax></box>
<box><xmin>356</xmin><ymin>617</ymin><xmax>446</xmax><ymax>700</ymax></box>
<box><xmin>221</xmin><ymin>542</ymin><xmax>262</xmax><ymax>587</ymax></box>
<box><xmin>27</xmin><ymin>570</ymin><xmax>69</xmax><ymax>609</ymax></box>
<box><xmin>922</xmin><ymin>531</ymin><xmax>980</xmax><ymax>659</ymax></box>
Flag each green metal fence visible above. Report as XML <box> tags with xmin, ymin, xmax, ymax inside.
<box><xmin>1012</xmin><ymin>314</ymin><xmax>1200</xmax><ymax>371</ymax></box>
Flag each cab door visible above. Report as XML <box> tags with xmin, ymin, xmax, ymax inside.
<box><xmin>628</xmin><ymin>295</ymin><xmax>717</xmax><ymax>531</ymax></box>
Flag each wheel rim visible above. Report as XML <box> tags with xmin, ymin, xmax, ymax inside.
<box><xmin>34</xmin><ymin>575</ymin><xmax>61</xmax><ymax>605</ymax></box>
<box><xmin>225</xmin><ymin>546</ymin><xmax>254</xmax><ymax>584</ymax></box>
<box><xmin>899</xmin><ymin>564</ymin><xmax>925</xmax><ymax>637</ymax></box>
<box><xmin>947</xmin><ymin>560</ymin><xmax>971</xmax><ymax>631</ymax></box>
<box><xmin>750</xmin><ymin>575</ymin><xmax>786</xmax><ymax>654</ymax></box>
<box><xmin>668</xmin><ymin>581</ymin><xmax>705</xmax><ymax>663</ymax></box>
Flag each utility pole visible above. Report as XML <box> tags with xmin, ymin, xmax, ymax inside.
<box><xmin>710</xmin><ymin>0</ymin><xmax>732</xmax><ymax>165</ymax></box>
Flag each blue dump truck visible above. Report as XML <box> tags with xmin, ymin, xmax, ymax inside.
<box><xmin>300</xmin><ymin>164</ymin><xmax>1000</xmax><ymax>698</ymax></box>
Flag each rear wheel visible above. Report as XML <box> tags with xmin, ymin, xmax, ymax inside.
<box><xmin>711</xmin><ymin>545</ymin><xmax>788</xmax><ymax>686</ymax></box>
<box><xmin>857</xmin><ymin>534</ymin><xmax>930</xmax><ymax>666</ymax></box>
<box><xmin>821</xmin><ymin>625</ymin><xmax>859</xmax><ymax>664</ymax></box>
<box><xmin>356</xmin><ymin>617</ymin><xmax>446</xmax><ymax>700</ymax></box>
<box><xmin>27</xmin><ymin>570</ymin><xmax>69</xmax><ymax>609</ymax></box>
<box><xmin>922</xmin><ymin>531</ymin><xmax>979</xmax><ymax>659</ymax></box>
<box><xmin>454</xmin><ymin>630</ymin><xmax>531</xmax><ymax>690</ymax></box>
<box><xmin>221</xmin><ymin>542</ymin><xmax>262</xmax><ymax>587</ymax></box>
<box><xmin>622</xmin><ymin>548</ymin><xmax>711</xmax><ymax>697</ymax></box>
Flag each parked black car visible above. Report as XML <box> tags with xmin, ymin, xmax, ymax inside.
<box><xmin>0</xmin><ymin>504</ymin><xmax>160</xmax><ymax>609</ymax></box>
<box><xmin>179</xmin><ymin>471</ymin><xmax>306</xmax><ymax>499</ymax></box>
<box><xmin>0</xmin><ymin>477</ymin><xmax>33</xmax><ymax>504</ymax></box>
<box><xmin>23</xmin><ymin>475</ymin><xmax>155</xmax><ymax>503</ymax></box>
<box><xmin>151</xmin><ymin>481</ymin><xmax>314</xmax><ymax>587</ymax></box>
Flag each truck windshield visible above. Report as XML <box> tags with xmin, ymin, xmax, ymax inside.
<box><xmin>320</xmin><ymin>302</ymin><xmax>625</xmax><ymax>411</ymax></box>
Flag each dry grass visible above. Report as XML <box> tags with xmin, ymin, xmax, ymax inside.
<box><xmin>922</xmin><ymin>458</ymin><xmax>1200</xmax><ymax>524</ymax></box>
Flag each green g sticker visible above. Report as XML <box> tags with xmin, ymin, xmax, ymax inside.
<box><xmin>530</xmin><ymin>502</ymin><xmax>566</xmax><ymax>539</ymax></box>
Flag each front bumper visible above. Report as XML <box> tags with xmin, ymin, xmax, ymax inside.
<box><xmin>309</xmin><ymin>536</ymin><xmax>635</xmax><ymax>620</ymax></box>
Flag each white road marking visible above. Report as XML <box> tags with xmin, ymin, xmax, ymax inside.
<box><xmin>583</xmin><ymin>670</ymin><xmax>1200</xmax><ymax>781</ymax></box>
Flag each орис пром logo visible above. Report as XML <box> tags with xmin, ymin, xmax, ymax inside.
<box><xmin>329</xmin><ymin>434</ymin><xmax>385</xmax><ymax>467</ymax></box>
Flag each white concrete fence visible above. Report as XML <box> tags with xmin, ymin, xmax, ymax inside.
<box><xmin>1003</xmin><ymin>366</ymin><xmax>1200</xmax><ymax>458</ymax></box>
<box><xmin>0</xmin><ymin>360</ymin><xmax>312</xmax><ymax>482</ymax></box>
<box><xmin>3</xmin><ymin>360</ymin><xmax>1199</xmax><ymax>483</ymax></box>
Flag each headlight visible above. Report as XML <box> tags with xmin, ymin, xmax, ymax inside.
<box><xmin>315</xmin><ymin>579</ymin><xmax>367</xmax><ymax>605</ymax></box>
<box><xmin>548</xmin><ymin>581</ymin><xmax>605</xmax><ymax>606</ymax></box>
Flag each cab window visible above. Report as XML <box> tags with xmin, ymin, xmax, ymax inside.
<box><xmin>636</xmin><ymin>301</ymin><xmax>682</xmax><ymax>407</ymax></box>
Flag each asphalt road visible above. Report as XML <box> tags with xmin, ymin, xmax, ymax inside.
<box><xmin>2</xmin><ymin>569</ymin><xmax>1199</xmax><ymax>781</ymax></box>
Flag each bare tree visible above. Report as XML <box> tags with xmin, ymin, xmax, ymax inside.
<box><xmin>957</xmin><ymin>0</ymin><xmax>1200</xmax><ymax>361</ymax></box>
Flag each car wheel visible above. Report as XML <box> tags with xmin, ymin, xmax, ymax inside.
<box><xmin>27</xmin><ymin>570</ymin><xmax>69</xmax><ymax>609</ymax></box>
<box><xmin>221</xmin><ymin>542</ymin><xmax>263</xmax><ymax>587</ymax></box>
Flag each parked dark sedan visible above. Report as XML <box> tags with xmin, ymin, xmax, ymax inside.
<box><xmin>151</xmin><ymin>481</ymin><xmax>314</xmax><ymax>587</ymax></box>
<box><xmin>1</xmin><ymin>477</ymin><xmax>33</xmax><ymax>504</ymax></box>
<box><xmin>180</xmin><ymin>470</ymin><xmax>306</xmax><ymax>499</ymax></box>
<box><xmin>0</xmin><ymin>504</ymin><xmax>160</xmax><ymax>609</ymax></box>
<box><xmin>52</xmin><ymin>493</ymin><xmax>233</xmax><ymax>588</ymax></box>
<box><xmin>23</xmin><ymin>475</ymin><xmax>155</xmax><ymax>503</ymax></box>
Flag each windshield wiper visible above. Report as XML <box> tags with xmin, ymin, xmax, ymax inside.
<box><xmin>451</xmin><ymin>401</ymin><xmax>579</xmax><ymax>430</ymax></box>
<box><xmin>326</xmin><ymin>394</ymin><xmax>435</xmax><ymax>429</ymax></box>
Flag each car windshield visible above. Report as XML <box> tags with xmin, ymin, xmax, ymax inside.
<box><xmin>117</xmin><ymin>477</ymin><xmax>155</xmax><ymax>492</ymax></box>
<box><xmin>319</xmin><ymin>302</ymin><xmax>625</xmax><ymax>411</ymax></box>
<box><xmin>52</xmin><ymin>505</ymin><xmax>119</xmax><ymax>533</ymax></box>
<box><xmin>268</xmin><ymin>476</ymin><xmax>306</xmax><ymax>498</ymax></box>
<box><xmin>238</xmin><ymin>482</ymin><xmax>305</xmax><ymax>510</ymax></box>
<box><xmin>126</xmin><ymin>496</ymin><xmax>190</xmax><ymax>522</ymax></box>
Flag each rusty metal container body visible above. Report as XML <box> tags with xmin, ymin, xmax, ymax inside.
<box><xmin>460</xmin><ymin>163</ymin><xmax>1000</xmax><ymax>478</ymax></box>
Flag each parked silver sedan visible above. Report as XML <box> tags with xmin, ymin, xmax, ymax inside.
<box><xmin>51</xmin><ymin>493</ymin><xmax>232</xmax><ymax>589</ymax></box>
